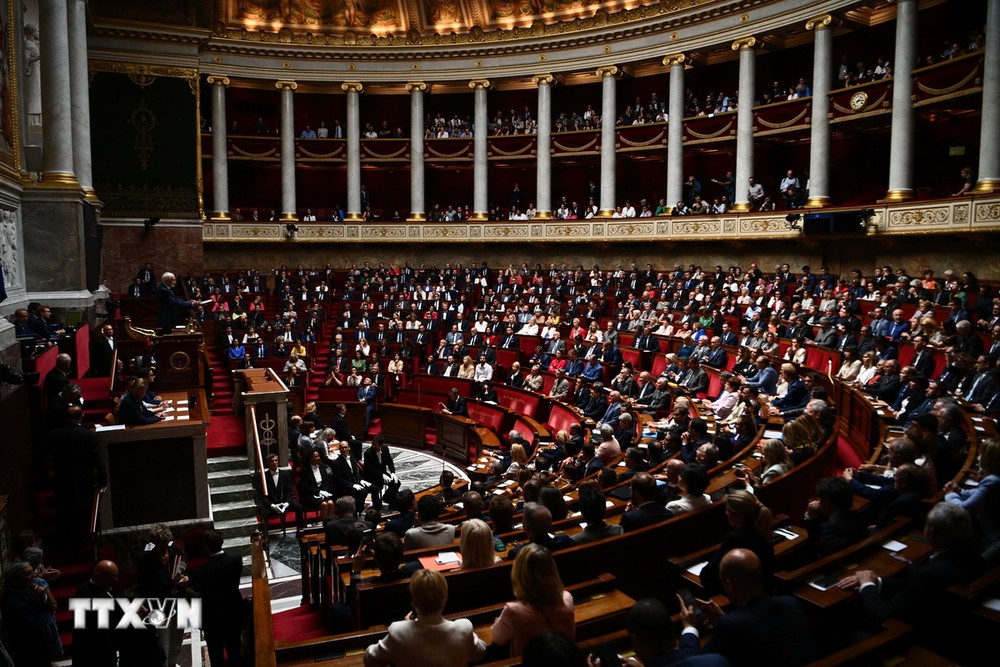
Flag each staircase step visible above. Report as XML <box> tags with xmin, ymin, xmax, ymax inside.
<box><xmin>213</xmin><ymin>517</ymin><xmax>260</xmax><ymax>541</ymax></box>
<box><xmin>208</xmin><ymin>468</ymin><xmax>251</xmax><ymax>483</ymax></box>
<box><xmin>213</xmin><ymin>500</ymin><xmax>259</xmax><ymax>522</ymax></box>
<box><xmin>210</xmin><ymin>483</ymin><xmax>257</xmax><ymax>504</ymax></box>
<box><xmin>208</xmin><ymin>455</ymin><xmax>250</xmax><ymax>472</ymax></box>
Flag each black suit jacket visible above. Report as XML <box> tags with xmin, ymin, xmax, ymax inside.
<box><xmin>155</xmin><ymin>283</ymin><xmax>193</xmax><ymax>331</ymax></box>
<box><xmin>619</xmin><ymin>502</ymin><xmax>673</xmax><ymax>532</ymax></box>
<box><xmin>859</xmin><ymin>547</ymin><xmax>985</xmax><ymax>631</ymax></box>
<box><xmin>118</xmin><ymin>392</ymin><xmax>161</xmax><ymax>426</ymax></box>
<box><xmin>363</xmin><ymin>445</ymin><xmax>395</xmax><ymax>487</ymax></box>
<box><xmin>299</xmin><ymin>463</ymin><xmax>333</xmax><ymax>504</ymax></box>
<box><xmin>704</xmin><ymin>595</ymin><xmax>818</xmax><ymax>666</ymax></box>
<box><xmin>73</xmin><ymin>580</ymin><xmax>119</xmax><ymax>666</ymax></box>
<box><xmin>188</xmin><ymin>552</ymin><xmax>245</xmax><ymax>631</ymax></box>
<box><xmin>263</xmin><ymin>468</ymin><xmax>295</xmax><ymax>504</ymax></box>
<box><xmin>90</xmin><ymin>337</ymin><xmax>116</xmax><ymax>377</ymax></box>
<box><xmin>331</xmin><ymin>456</ymin><xmax>362</xmax><ymax>498</ymax></box>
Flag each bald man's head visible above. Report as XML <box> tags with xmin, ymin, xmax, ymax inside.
<box><xmin>92</xmin><ymin>560</ymin><xmax>119</xmax><ymax>591</ymax></box>
<box><xmin>719</xmin><ymin>548</ymin><xmax>764</xmax><ymax>604</ymax></box>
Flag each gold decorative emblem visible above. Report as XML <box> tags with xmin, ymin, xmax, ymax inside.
<box><xmin>169</xmin><ymin>351</ymin><xmax>191</xmax><ymax>372</ymax></box>
<box><xmin>850</xmin><ymin>91</ymin><xmax>868</xmax><ymax>111</ymax></box>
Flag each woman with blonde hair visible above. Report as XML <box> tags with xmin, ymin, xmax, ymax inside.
<box><xmin>364</xmin><ymin>569</ymin><xmax>486</xmax><ymax>667</ymax></box>
<box><xmin>460</xmin><ymin>519</ymin><xmax>499</xmax><ymax>569</ymax></box>
<box><xmin>747</xmin><ymin>438</ymin><xmax>793</xmax><ymax>486</ymax></box>
<box><xmin>698</xmin><ymin>489</ymin><xmax>776</xmax><ymax>594</ymax></box>
<box><xmin>505</xmin><ymin>443</ymin><xmax>528</xmax><ymax>477</ymax></box>
<box><xmin>457</xmin><ymin>355</ymin><xmax>476</xmax><ymax>380</ymax></box>
<box><xmin>854</xmin><ymin>350</ymin><xmax>878</xmax><ymax>386</ymax></box>
<box><xmin>491</xmin><ymin>544</ymin><xmax>575</xmax><ymax>657</ymax></box>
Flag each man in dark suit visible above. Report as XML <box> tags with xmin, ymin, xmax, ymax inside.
<box><xmin>324</xmin><ymin>496</ymin><xmax>370</xmax><ymax>546</ymax></box>
<box><xmin>356</xmin><ymin>377</ymin><xmax>377</xmax><ymax>431</ymax></box>
<box><xmin>507</xmin><ymin>503</ymin><xmax>574</xmax><ymax>559</ymax></box>
<box><xmin>330</xmin><ymin>402</ymin><xmax>363</xmax><ymax>460</ymax></box>
<box><xmin>838</xmin><ymin>502</ymin><xmax>985</xmax><ymax>640</ymax></box>
<box><xmin>362</xmin><ymin>436</ymin><xmax>400</xmax><ymax>511</ymax></box>
<box><xmin>803</xmin><ymin>476</ymin><xmax>869</xmax><ymax>558</ymax></box>
<box><xmin>440</xmin><ymin>387</ymin><xmax>469</xmax><ymax>417</ymax></box>
<box><xmin>331</xmin><ymin>441</ymin><xmax>370</xmax><ymax>511</ymax></box>
<box><xmin>770</xmin><ymin>364</ymin><xmax>808</xmax><ymax>412</ymax></box>
<box><xmin>687</xmin><ymin>549</ymin><xmax>818</xmax><ymax>666</ymax></box>
<box><xmin>626</xmin><ymin>598</ymin><xmax>730</xmax><ymax>667</ymax></box>
<box><xmin>260</xmin><ymin>454</ymin><xmax>303</xmax><ymax>532</ymax></box>
<box><xmin>188</xmin><ymin>530</ymin><xmax>245</xmax><ymax>667</ymax></box>
<box><xmin>862</xmin><ymin>358</ymin><xmax>902</xmax><ymax>402</ymax></box>
<box><xmin>679</xmin><ymin>357</ymin><xmax>709</xmax><ymax>396</ymax></box>
<box><xmin>90</xmin><ymin>324</ymin><xmax>118</xmax><ymax>377</ymax></box>
<box><xmin>43</xmin><ymin>352</ymin><xmax>73</xmax><ymax>404</ymax></box>
<box><xmin>155</xmin><ymin>272</ymin><xmax>194</xmax><ymax>334</ymax></box>
<box><xmin>620</xmin><ymin>473</ymin><xmax>674</xmax><ymax>532</ymax></box>
<box><xmin>118</xmin><ymin>378</ymin><xmax>162</xmax><ymax>426</ymax></box>
<box><xmin>908</xmin><ymin>335</ymin><xmax>935</xmax><ymax>378</ymax></box>
<box><xmin>49</xmin><ymin>404</ymin><xmax>106</xmax><ymax>548</ymax></box>
<box><xmin>384</xmin><ymin>489</ymin><xmax>416</xmax><ymax>537</ymax></box>
<box><xmin>704</xmin><ymin>336</ymin><xmax>728</xmax><ymax>369</ymax></box>
<box><xmin>72</xmin><ymin>560</ymin><xmax>121</xmax><ymax>666</ymax></box>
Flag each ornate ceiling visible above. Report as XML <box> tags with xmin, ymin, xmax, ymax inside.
<box><xmin>91</xmin><ymin>0</ymin><xmax>711</xmax><ymax>36</ymax></box>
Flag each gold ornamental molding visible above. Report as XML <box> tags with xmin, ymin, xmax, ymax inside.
<box><xmin>341</xmin><ymin>81</ymin><xmax>364</xmax><ymax>93</ymax></box>
<box><xmin>596</xmin><ymin>66</ymin><xmax>620</xmax><ymax>78</ymax></box>
<box><xmin>731</xmin><ymin>36</ymin><xmax>757</xmax><ymax>51</ymax></box>
<box><xmin>916</xmin><ymin>68</ymin><xmax>980</xmax><ymax>96</ymax></box>
<box><xmin>89</xmin><ymin>60</ymin><xmax>198</xmax><ymax>81</ymax></box>
<box><xmin>404</xmin><ymin>82</ymin><xmax>427</xmax><ymax>92</ymax></box>
<box><xmin>662</xmin><ymin>53</ymin><xmax>686</xmax><ymax>67</ymax></box>
<box><xmin>206</xmin><ymin>75</ymin><xmax>230</xmax><ymax>86</ymax></box>
<box><xmin>275</xmin><ymin>80</ymin><xmax>298</xmax><ymax>90</ymax></box>
<box><xmin>805</xmin><ymin>14</ymin><xmax>833</xmax><ymax>31</ymax></box>
<box><xmin>468</xmin><ymin>79</ymin><xmax>491</xmax><ymax>90</ymax></box>
<box><xmin>531</xmin><ymin>74</ymin><xmax>555</xmax><ymax>86</ymax></box>
<box><xmin>201</xmin><ymin>195</ymin><xmax>1000</xmax><ymax>244</ymax></box>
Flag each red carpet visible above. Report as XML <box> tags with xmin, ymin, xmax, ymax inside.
<box><xmin>207</xmin><ymin>412</ymin><xmax>246</xmax><ymax>456</ymax></box>
<box><xmin>272</xmin><ymin>604</ymin><xmax>332</xmax><ymax>644</ymax></box>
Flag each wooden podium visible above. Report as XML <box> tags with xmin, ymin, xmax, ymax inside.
<box><xmin>234</xmin><ymin>368</ymin><xmax>291</xmax><ymax>468</ymax></box>
<box><xmin>97</xmin><ymin>390</ymin><xmax>210</xmax><ymax>529</ymax></box>
<box><xmin>153</xmin><ymin>332</ymin><xmax>206</xmax><ymax>391</ymax></box>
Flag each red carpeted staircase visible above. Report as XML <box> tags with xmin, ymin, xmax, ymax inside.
<box><xmin>205</xmin><ymin>343</ymin><xmax>246</xmax><ymax>456</ymax></box>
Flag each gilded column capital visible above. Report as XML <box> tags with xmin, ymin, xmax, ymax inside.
<box><xmin>405</xmin><ymin>81</ymin><xmax>427</xmax><ymax>92</ymax></box>
<box><xmin>662</xmin><ymin>53</ymin><xmax>686</xmax><ymax>67</ymax></box>
<box><xmin>206</xmin><ymin>75</ymin><xmax>230</xmax><ymax>86</ymax></box>
<box><xmin>341</xmin><ymin>81</ymin><xmax>364</xmax><ymax>93</ymax></box>
<box><xmin>468</xmin><ymin>79</ymin><xmax>491</xmax><ymax>90</ymax></box>
<box><xmin>596</xmin><ymin>65</ymin><xmax>620</xmax><ymax>78</ymax></box>
<box><xmin>275</xmin><ymin>80</ymin><xmax>298</xmax><ymax>91</ymax></box>
<box><xmin>731</xmin><ymin>36</ymin><xmax>757</xmax><ymax>51</ymax></box>
<box><xmin>532</xmin><ymin>73</ymin><xmax>555</xmax><ymax>86</ymax></box>
<box><xmin>805</xmin><ymin>14</ymin><xmax>833</xmax><ymax>31</ymax></box>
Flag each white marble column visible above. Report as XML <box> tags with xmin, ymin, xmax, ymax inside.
<box><xmin>276</xmin><ymin>81</ymin><xmax>298</xmax><ymax>220</ymax></box>
<box><xmin>208</xmin><ymin>76</ymin><xmax>231</xmax><ymax>219</ymax></box>
<box><xmin>342</xmin><ymin>82</ymin><xmax>364</xmax><ymax>220</ymax></box>
<box><xmin>597</xmin><ymin>66</ymin><xmax>619</xmax><ymax>217</ymax></box>
<box><xmin>731</xmin><ymin>37</ymin><xmax>757</xmax><ymax>212</ymax></box>
<box><xmin>39</xmin><ymin>0</ymin><xmax>77</xmax><ymax>187</ymax></box>
<box><xmin>406</xmin><ymin>82</ymin><xmax>427</xmax><ymax>220</ymax></box>
<box><xmin>533</xmin><ymin>74</ymin><xmax>555</xmax><ymax>220</ymax></box>
<box><xmin>470</xmin><ymin>79</ymin><xmax>491</xmax><ymax>220</ymax></box>
<box><xmin>663</xmin><ymin>54</ymin><xmax>686</xmax><ymax>212</ymax></box>
<box><xmin>885</xmin><ymin>0</ymin><xmax>918</xmax><ymax>201</ymax></box>
<box><xmin>975</xmin><ymin>0</ymin><xmax>1000</xmax><ymax>193</ymax></box>
<box><xmin>67</xmin><ymin>0</ymin><xmax>94</xmax><ymax>199</ymax></box>
<box><xmin>806</xmin><ymin>15</ymin><xmax>833</xmax><ymax>208</ymax></box>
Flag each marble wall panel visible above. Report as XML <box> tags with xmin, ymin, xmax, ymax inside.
<box><xmin>100</xmin><ymin>224</ymin><xmax>204</xmax><ymax>293</ymax></box>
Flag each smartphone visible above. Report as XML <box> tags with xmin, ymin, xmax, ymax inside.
<box><xmin>362</xmin><ymin>528</ymin><xmax>375</xmax><ymax>545</ymax></box>
<box><xmin>678</xmin><ymin>587</ymin><xmax>703</xmax><ymax>624</ymax></box>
